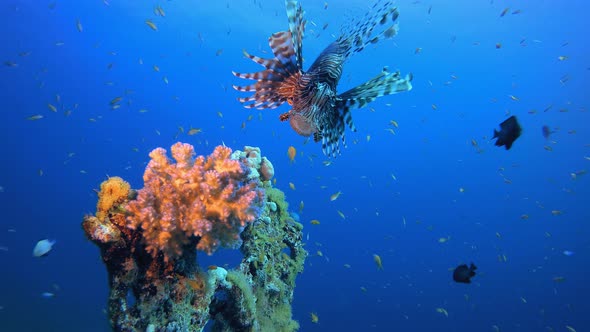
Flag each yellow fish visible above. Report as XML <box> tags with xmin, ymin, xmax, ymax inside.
<box><xmin>310</xmin><ymin>220</ymin><xmax>320</xmax><ymax>225</ymax></box>
<box><xmin>330</xmin><ymin>191</ymin><xmax>342</xmax><ymax>201</ymax></box>
<box><xmin>373</xmin><ymin>254</ymin><xmax>383</xmax><ymax>270</ymax></box>
<box><xmin>47</xmin><ymin>103</ymin><xmax>57</xmax><ymax>112</ymax></box>
<box><xmin>27</xmin><ymin>114</ymin><xmax>43</xmax><ymax>121</ymax></box>
<box><xmin>289</xmin><ymin>182</ymin><xmax>296</xmax><ymax>190</ymax></box>
<box><xmin>187</xmin><ymin>127</ymin><xmax>202</xmax><ymax>135</ymax></box>
<box><xmin>145</xmin><ymin>19</ymin><xmax>158</xmax><ymax>31</ymax></box>
<box><xmin>310</xmin><ymin>312</ymin><xmax>319</xmax><ymax>323</ymax></box>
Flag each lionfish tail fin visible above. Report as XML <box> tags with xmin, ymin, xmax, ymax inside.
<box><xmin>336</xmin><ymin>67</ymin><xmax>413</xmax><ymax>112</ymax></box>
<box><xmin>339</xmin><ymin>1</ymin><xmax>400</xmax><ymax>58</ymax></box>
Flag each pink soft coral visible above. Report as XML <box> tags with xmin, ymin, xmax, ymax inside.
<box><xmin>126</xmin><ymin>142</ymin><xmax>264</xmax><ymax>261</ymax></box>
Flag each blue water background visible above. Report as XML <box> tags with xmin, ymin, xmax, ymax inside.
<box><xmin>0</xmin><ymin>0</ymin><xmax>589</xmax><ymax>331</ymax></box>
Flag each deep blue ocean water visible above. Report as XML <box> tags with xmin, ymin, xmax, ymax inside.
<box><xmin>1</xmin><ymin>0</ymin><xmax>589</xmax><ymax>331</ymax></box>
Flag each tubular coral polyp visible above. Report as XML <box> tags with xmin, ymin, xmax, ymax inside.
<box><xmin>126</xmin><ymin>143</ymin><xmax>264</xmax><ymax>261</ymax></box>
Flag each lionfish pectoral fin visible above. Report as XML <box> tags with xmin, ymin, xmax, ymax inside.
<box><xmin>233</xmin><ymin>1</ymin><xmax>306</xmax><ymax>110</ymax></box>
<box><xmin>279</xmin><ymin>112</ymin><xmax>291</xmax><ymax>121</ymax></box>
<box><xmin>339</xmin><ymin>2</ymin><xmax>400</xmax><ymax>58</ymax></box>
<box><xmin>336</xmin><ymin>67</ymin><xmax>413</xmax><ymax>113</ymax></box>
<box><xmin>313</xmin><ymin>132</ymin><xmax>322</xmax><ymax>143</ymax></box>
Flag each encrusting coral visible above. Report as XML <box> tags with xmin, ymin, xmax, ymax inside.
<box><xmin>96</xmin><ymin>176</ymin><xmax>130</xmax><ymax>222</ymax></box>
<box><xmin>82</xmin><ymin>143</ymin><xmax>306</xmax><ymax>332</ymax></box>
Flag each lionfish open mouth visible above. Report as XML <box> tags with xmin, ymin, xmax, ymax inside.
<box><xmin>233</xmin><ymin>0</ymin><xmax>413</xmax><ymax>157</ymax></box>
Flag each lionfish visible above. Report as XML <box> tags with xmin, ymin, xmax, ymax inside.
<box><xmin>233</xmin><ymin>0</ymin><xmax>413</xmax><ymax>156</ymax></box>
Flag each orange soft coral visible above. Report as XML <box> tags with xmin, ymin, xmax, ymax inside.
<box><xmin>126</xmin><ymin>143</ymin><xmax>264</xmax><ymax>261</ymax></box>
<box><xmin>96</xmin><ymin>176</ymin><xmax>131</xmax><ymax>221</ymax></box>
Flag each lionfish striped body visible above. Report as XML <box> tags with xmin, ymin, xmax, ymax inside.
<box><xmin>233</xmin><ymin>0</ymin><xmax>413</xmax><ymax>156</ymax></box>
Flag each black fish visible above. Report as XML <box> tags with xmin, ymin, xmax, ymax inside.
<box><xmin>453</xmin><ymin>263</ymin><xmax>477</xmax><ymax>284</ymax></box>
<box><xmin>492</xmin><ymin>115</ymin><xmax>522</xmax><ymax>150</ymax></box>
<box><xmin>541</xmin><ymin>125</ymin><xmax>554</xmax><ymax>139</ymax></box>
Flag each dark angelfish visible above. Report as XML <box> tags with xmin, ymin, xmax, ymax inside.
<box><xmin>541</xmin><ymin>125</ymin><xmax>555</xmax><ymax>139</ymax></box>
<box><xmin>233</xmin><ymin>0</ymin><xmax>413</xmax><ymax>157</ymax></box>
<box><xmin>453</xmin><ymin>263</ymin><xmax>477</xmax><ymax>284</ymax></box>
<box><xmin>492</xmin><ymin>115</ymin><xmax>522</xmax><ymax>150</ymax></box>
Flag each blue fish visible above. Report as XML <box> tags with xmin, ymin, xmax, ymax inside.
<box><xmin>562</xmin><ymin>250</ymin><xmax>575</xmax><ymax>256</ymax></box>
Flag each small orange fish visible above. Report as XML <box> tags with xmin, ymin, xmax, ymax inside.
<box><xmin>287</xmin><ymin>146</ymin><xmax>296</xmax><ymax>163</ymax></box>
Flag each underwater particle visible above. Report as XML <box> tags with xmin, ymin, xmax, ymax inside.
<box><xmin>33</xmin><ymin>239</ymin><xmax>56</xmax><ymax>257</ymax></box>
<box><xmin>373</xmin><ymin>254</ymin><xmax>383</xmax><ymax>270</ymax></box>
<box><xmin>508</xmin><ymin>95</ymin><xmax>519</xmax><ymax>101</ymax></box>
<box><xmin>41</xmin><ymin>292</ymin><xmax>55</xmax><ymax>298</ymax></box>
<box><xmin>520</xmin><ymin>214</ymin><xmax>529</xmax><ymax>220</ymax></box>
<box><xmin>438</xmin><ymin>237</ymin><xmax>450</xmax><ymax>243</ymax></box>
<box><xmin>145</xmin><ymin>19</ymin><xmax>158</xmax><ymax>31</ymax></box>
<box><xmin>492</xmin><ymin>116</ymin><xmax>522</xmax><ymax>150</ymax></box>
<box><xmin>458</xmin><ymin>187</ymin><xmax>465</xmax><ymax>193</ymax></box>
<box><xmin>415</xmin><ymin>47</ymin><xmax>422</xmax><ymax>54</ymax></box>
<box><xmin>562</xmin><ymin>250</ymin><xmax>574</xmax><ymax>256</ymax></box>
<box><xmin>431</xmin><ymin>104</ymin><xmax>437</xmax><ymax>110</ymax></box>
<box><xmin>215</xmin><ymin>49</ymin><xmax>224</xmax><ymax>56</ymax></box>
<box><xmin>343</xmin><ymin>264</ymin><xmax>351</xmax><ymax>268</ymax></box>
<box><xmin>557</xmin><ymin>56</ymin><xmax>568</xmax><ymax>61</ymax></box>
<box><xmin>336</xmin><ymin>210</ymin><xmax>345</xmax><ymax>220</ymax></box>
<box><xmin>453</xmin><ymin>263</ymin><xmax>476</xmax><ymax>283</ymax></box>
<box><xmin>553</xmin><ymin>276</ymin><xmax>565</xmax><ymax>283</ymax></box>
<box><xmin>565</xmin><ymin>325</ymin><xmax>576</xmax><ymax>332</ymax></box>
<box><xmin>551</xmin><ymin>210</ymin><xmax>563</xmax><ymax>216</ymax></box>
<box><xmin>4</xmin><ymin>61</ymin><xmax>17</xmax><ymax>67</ymax></box>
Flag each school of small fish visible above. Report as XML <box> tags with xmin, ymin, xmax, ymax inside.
<box><xmin>2</xmin><ymin>0</ymin><xmax>586</xmax><ymax>330</ymax></box>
